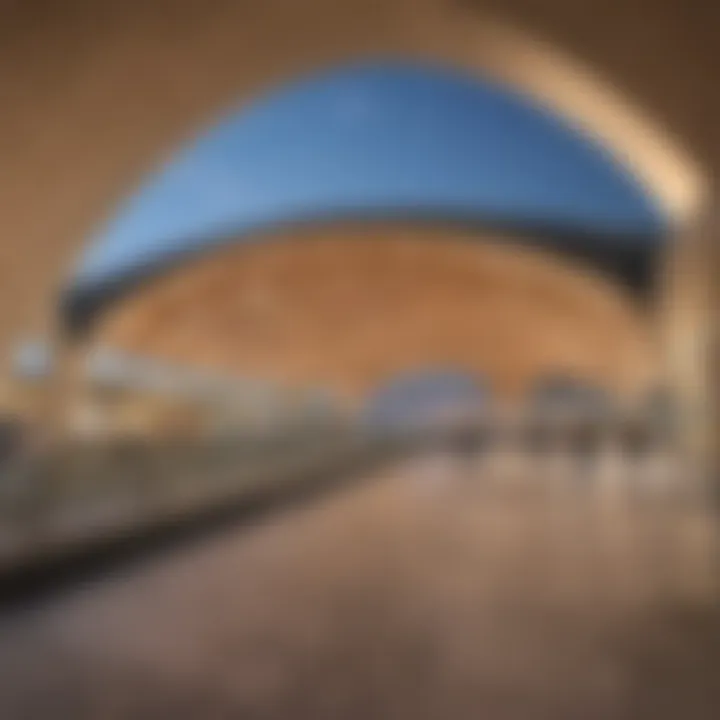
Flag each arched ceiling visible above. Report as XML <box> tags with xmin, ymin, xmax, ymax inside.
<box><xmin>92</xmin><ymin>226</ymin><xmax>658</xmax><ymax>401</ymax></box>
<box><xmin>66</xmin><ymin>59</ymin><xmax>664</xmax><ymax>329</ymax></box>
<box><xmin>0</xmin><ymin>0</ymin><xmax>713</xmax><ymax>367</ymax></box>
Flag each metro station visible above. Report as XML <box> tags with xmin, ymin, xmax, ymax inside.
<box><xmin>0</xmin><ymin>1</ymin><xmax>717</xmax><ymax>717</ymax></box>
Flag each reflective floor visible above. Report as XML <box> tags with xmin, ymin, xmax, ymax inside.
<box><xmin>0</xmin><ymin>453</ymin><xmax>717</xmax><ymax>719</ymax></box>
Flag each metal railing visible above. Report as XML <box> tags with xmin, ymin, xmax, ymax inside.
<box><xmin>0</xmin><ymin>422</ymin><xmax>383</xmax><ymax>574</ymax></box>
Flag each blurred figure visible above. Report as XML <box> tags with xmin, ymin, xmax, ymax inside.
<box><xmin>525</xmin><ymin>375</ymin><xmax>613</xmax><ymax>487</ymax></box>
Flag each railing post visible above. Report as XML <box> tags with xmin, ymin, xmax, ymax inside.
<box><xmin>42</xmin><ymin>323</ymin><xmax>89</xmax><ymax>446</ymax></box>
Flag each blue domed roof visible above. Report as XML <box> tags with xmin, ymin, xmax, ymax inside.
<box><xmin>65</xmin><ymin>60</ymin><xmax>666</xmax><ymax>327</ymax></box>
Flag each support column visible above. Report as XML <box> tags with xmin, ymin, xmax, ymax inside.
<box><xmin>710</xmin><ymin>209</ymin><xmax>720</xmax><ymax>499</ymax></box>
<box><xmin>659</xmin><ymin>207</ymin><xmax>716</xmax><ymax>498</ymax></box>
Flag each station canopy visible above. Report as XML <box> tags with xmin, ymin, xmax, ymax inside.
<box><xmin>64</xmin><ymin>60</ymin><xmax>666</xmax><ymax>331</ymax></box>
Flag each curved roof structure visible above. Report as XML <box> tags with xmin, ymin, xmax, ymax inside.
<box><xmin>64</xmin><ymin>60</ymin><xmax>666</xmax><ymax>330</ymax></box>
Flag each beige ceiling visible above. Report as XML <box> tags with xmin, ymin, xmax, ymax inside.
<box><xmin>92</xmin><ymin>226</ymin><xmax>657</xmax><ymax>400</ymax></box>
